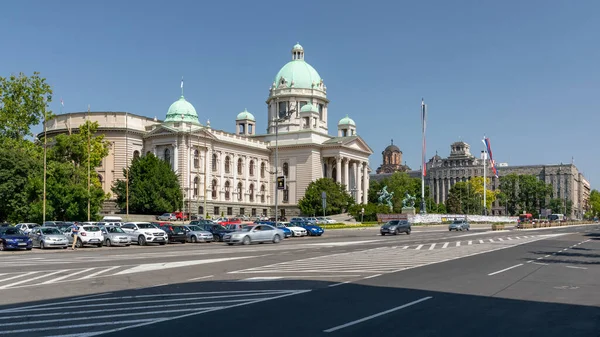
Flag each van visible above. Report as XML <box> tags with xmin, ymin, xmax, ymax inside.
<box><xmin>102</xmin><ymin>216</ymin><xmax>123</xmax><ymax>222</ymax></box>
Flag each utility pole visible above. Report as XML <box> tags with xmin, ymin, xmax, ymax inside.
<box><xmin>87</xmin><ymin>105</ymin><xmax>91</xmax><ymax>222</ymax></box>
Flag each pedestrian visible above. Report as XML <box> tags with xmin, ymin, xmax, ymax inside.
<box><xmin>71</xmin><ymin>223</ymin><xmax>79</xmax><ymax>250</ymax></box>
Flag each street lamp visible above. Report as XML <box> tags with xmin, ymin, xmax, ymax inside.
<box><xmin>361</xmin><ymin>207</ymin><xmax>364</xmax><ymax>223</ymax></box>
<box><xmin>272</xmin><ymin>101</ymin><xmax>296</xmax><ymax>222</ymax></box>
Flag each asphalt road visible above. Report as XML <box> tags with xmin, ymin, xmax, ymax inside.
<box><xmin>0</xmin><ymin>223</ymin><xmax>598</xmax><ymax>337</ymax></box>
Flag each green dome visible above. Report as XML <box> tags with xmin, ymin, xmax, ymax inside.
<box><xmin>236</xmin><ymin>108</ymin><xmax>255</xmax><ymax>121</ymax></box>
<box><xmin>338</xmin><ymin>115</ymin><xmax>356</xmax><ymax>126</ymax></box>
<box><xmin>274</xmin><ymin>44</ymin><xmax>323</xmax><ymax>90</ymax></box>
<box><xmin>300</xmin><ymin>102</ymin><xmax>319</xmax><ymax>113</ymax></box>
<box><xmin>164</xmin><ymin>95</ymin><xmax>200</xmax><ymax>125</ymax></box>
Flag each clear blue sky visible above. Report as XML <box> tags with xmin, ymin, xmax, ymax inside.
<box><xmin>2</xmin><ymin>0</ymin><xmax>598</xmax><ymax>187</ymax></box>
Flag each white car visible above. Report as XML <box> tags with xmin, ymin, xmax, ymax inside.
<box><xmin>15</xmin><ymin>223</ymin><xmax>40</xmax><ymax>234</ymax></box>
<box><xmin>66</xmin><ymin>225</ymin><xmax>104</xmax><ymax>248</ymax></box>
<box><xmin>283</xmin><ymin>222</ymin><xmax>307</xmax><ymax>237</ymax></box>
<box><xmin>121</xmin><ymin>222</ymin><xmax>168</xmax><ymax>246</ymax></box>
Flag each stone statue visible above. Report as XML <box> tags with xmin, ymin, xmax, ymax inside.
<box><xmin>377</xmin><ymin>186</ymin><xmax>394</xmax><ymax>210</ymax></box>
<box><xmin>402</xmin><ymin>192</ymin><xmax>416</xmax><ymax>208</ymax></box>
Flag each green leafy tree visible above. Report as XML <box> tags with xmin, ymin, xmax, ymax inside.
<box><xmin>348</xmin><ymin>203</ymin><xmax>391</xmax><ymax>222</ymax></box>
<box><xmin>548</xmin><ymin>198</ymin><xmax>572</xmax><ymax>216</ymax></box>
<box><xmin>446</xmin><ymin>181</ymin><xmax>481</xmax><ymax>214</ymax></box>
<box><xmin>469</xmin><ymin>176</ymin><xmax>498</xmax><ymax>212</ymax></box>
<box><xmin>588</xmin><ymin>189</ymin><xmax>600</xmax><ymax>218</ymax></box>
<box><xmin>499</xmin><ymin>174</ymin><xmax>519</xmax><ymax>215</ymax></box>
<box><xmin>369</xmin><ymin>172</ymin><xmax>426</xmax><ymax>212</ymax></box>
<box><xmin>298</xmin><ymin>178</ymin><xmax>354</xmax><ymax>216</ymax></box>
<box><xmin>0</xmin><ymin>72</ymin><xmax>53</xmax><ymax>140</ymax></box>
<box><xmin>112</xmin><ymin>153</ymin><xmax>183</xmax><ymax>214</ymax></box>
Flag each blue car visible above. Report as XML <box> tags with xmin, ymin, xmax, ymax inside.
<box><xmin>0</xmin><ymin>227</ymin><xmax>32</xmax><ymax>251</ymax></box>
<box><xmin>290</xmin><ymin>220</ymin><xmax>324</xmax><ymax>236</ymax></box>
<box><xmin>254</xmin><ymin>221</ymin><xmax>291</xmax><ymax>238</ymax></box>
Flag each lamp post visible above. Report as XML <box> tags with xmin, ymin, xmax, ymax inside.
<box><xmin>361</xmin><ymin>207</ymin><xmax>364</xmax><ymax>223</ymax></box>
<box><xmin>273</xmin><ymin>100</ymin><xmax>295</xmax><ymax>222</ymax></box>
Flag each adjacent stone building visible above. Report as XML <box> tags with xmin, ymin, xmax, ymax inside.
<box><xmin>372</xmin><ymin>140</ymin><xmax>590</xmax><ymax>219</ymax></box>
<box><xmin>43</xmin><ymin>43</ymin><xmax>373</xmax><ymax>218</ymax></box>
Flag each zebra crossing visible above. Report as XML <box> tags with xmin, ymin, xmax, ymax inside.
<box><xmin>0</xmin><ymin>289</ymin><xmax>309</xmax><ymax>337</ymax></box>
<box><xmin>229</xmin><ymin>234</ymin><xmax>563</xmax><ymax>276</ymax></box>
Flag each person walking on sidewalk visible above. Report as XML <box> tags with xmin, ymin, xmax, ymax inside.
<box><xmin>71</xmin><ymin>223</ymin><xmax>80</xmax><ymax>250</ymax></box>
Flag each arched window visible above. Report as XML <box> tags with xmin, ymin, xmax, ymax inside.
<box><xmin>198</xmin><ymin>206</ymin><xmax>204</xmax><ymax>216</ymax></box>
<box><xmin>249</xmin><ymin>184</ymin><xmax>255</xmax><ymax>202</ymax></box>
<box><xmin>164</xmin><ymin>148</ymin><xmax>171</xmax><ymax>164</ymax></box>
<box><xmin>193</xmin><ymin>177</ymin><xmax>199</xmax><ymax>197</ymax></box>
<box><xmin>211</xmin><ymin>179</ymin><xmax>217</xmax><ymax>199</ymax></box>
<box><xmin>283</xmin><ymin>162</ymin><xmax>289</xmax><ymax>177</ymax></box>
<box><xmin>261</xmin><ymin>162</ymin><xmax>266</xmax><ymax>178</ymax></box>
<box><xmin>237</xmin><ymin>182</ymin><xmax>243</xmax><ymax>201</ymax></box>
<box><xmin>193</xmin><ymin>150</ymin><xmax>199</xmax><ymax>169</ymax></box>
<box><xmin>224</xmin><ymin>181</ymin><xmax>231</xmax><ymax>200</ymax></box>
<box><xmin>225</xmin><ymin>156</ymin><xmax>231</xmax><ymax>173</ymax></box>
<box><xmin>237</xmin><ymin>158</ymin><xmax>243</xmax><ymax>175</ymax></box>
<box><xmin>260</xmin><ymin>185</ymin><xmax>266</xmax><ymax>203</ymax></box>
<box><xmin>98</xmin><ymin>174</ymin><xmax>104</xmax><ymax>188</ymax></box>
<box><xmin>212</xmin><ymin>153</ymin><xmax>217</xmax><ymax>171</ymax></box>
<box><xmin>249</xmin><ymin>160</ymin><xmax>255</xmax><ymax>176</ymax></box>
<box><xmin>133</xmin><ymin>150</ymin><xmax>140</xmax><ymax>160</ymax></box>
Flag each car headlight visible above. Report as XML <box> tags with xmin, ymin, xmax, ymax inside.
<box><xmin>144</xmin><ymin>232</ymin><xmax>152</xmax><ymax>235</ymax></box>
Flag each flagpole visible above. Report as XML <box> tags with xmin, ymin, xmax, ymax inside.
<box><xmin>42</xmin><ymin>104</ymin><xmax>47</xmax><ymax>223</ymax></box>
<box><xmin>125</xmin><ymin>111</ymin><xmax>129</xmax><ymax>221</ymax></box>
<box><xmin>483</xmin><ymin>138</ymin><xmax>487</xmax><ymax>216</ymax></box>
<box><xmin>420</xmin><ymin>99</ymin><xmax>426</xmax><ymax>214</ymax></box>
<box><xmin>87</xmin><ymin>105</ymin><xmax>91</xmax><ymax>221</ymax></box>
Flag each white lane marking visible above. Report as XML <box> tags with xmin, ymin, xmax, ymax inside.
<box><xmin>187</xmin><ymin>275</ymin><xmax>214</xmax><ymax>281</ymax></box>
<box><xmin>498</xmin><ymin>238</ymin><xmax>504</xmax><ymax>241</ymax></box>
<box><xmin>41</xmin><ymin>268</ymin><xmax>95</xmax><ymax>284</ymax></box>
<box><xmin>428</xmin><ymin>244</ymin><xmax>436</xmax><ymax>250</ymax></box>
<box><xmin>479</xmin><ymin>240</ymin><xmax>484</xmax><ymax>244</ymax></box>
<box><xmin>239</xmin><ymin>277</ymin><xmax>284</xmax><ymax>282</ymax></box>
<box><xmin>68</xmin><ymin>293</ymin><xmax>112</xmax><ymax>301</ymax></box>
<box><xmin>456</xmin><ymin>242</ymin><xmax>461</xmax><ymax>247</ymax></box>
<box><xmin>363</xmin><ymin>274</ymin><xmax>382</xmax><ymax>279</ymax></box>
<box><xmin>544</xmin><ymin>255</ymin><xmax>551</xmax><ymax>258</ymax></box>
<box><xmin>532</xmin><ymin>262</ymin><xmax>548</xmax><ymax>266</ymax></box>
<box><xmin>114</xmin><ymin>256</ymin><xmax>258</xmax><ymax>276</ymax></box>
<box><xmin>488</xmin><ymin>264</ymin><xmax>524</xmax><ymax>276</ymax></box>
<box><xmin>566</xmin><ymin>266</ymin><xmax>587</xmax><ymax>270</ymax></box>
<box><xmin>328</xmin><ymin>281</ymin><xmax>352</xmax><ymax>288</ymax></box>
<box><xmin>536</xmin><ymin>257</ymin><xmax>544</xmax><ymax>260</ymax></box>
<box><xmin>324</xmin><ymin>297</ymin><xmax>433</xmax><ymax>333</ymax></box>
<box><xmin>415</xmin><ymin>245</ymin><xmax>424</xmax><ymax>250</ymax></box>
<box><xmin>0</xmin><ymin>272</ymin><xmax>38</xmax><ymax>283</ymax></box>
<box><xmin>0</xmin><ymin>270</ymin><xmax>65</xmax><ymax>289</ymax></box>
<box><xmin>0</xmin><ymin>319</ymin><xmax>157</xmax><ymax>335</ymax></box>
<box><xmin>78</xmin><ymin>266</ymin><xmax>120</xmax><ymax>280</ymax></box>
<box><xmin>468</xmin><ymin>241</ymin><xmax>473</xmax><ymax>245</ymax></box>
<box><xmin>442</xmin><ymin>242</ymin><xmax>449</xmax><ymax>249</ymax></box>
<box><xmin>507</xmin><ymin>237</ymin><xmax>513</xmax><ymax>240</ymax></box>
<box><xmin>516</xmin><ymin>237</ymin><xmax>522</xmax><ymax>239</ymax></box>
<box><xmin>488</xmin><ymin>239</ymin><xmax>494</xmax><ymax>242</ymax></box>
<box><xmin>402</xmin><ymin>246</ymin><xmax>409</xmax><ymax>249</ymax></box>
<box><xmin>306</xmin><ymin>240</ymin><xmax>382</xmax><ymax>247</ymax></box>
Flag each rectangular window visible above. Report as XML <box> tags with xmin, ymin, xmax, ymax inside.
<box><xmin>227</xmin><ymin>207</ymin><xmax>233</xmax><ymax>216</ymax></box>
<box><xmin>283</xmin><ymin>189</ymin><xmax>289</xmax><ymax>203</ymax></box>
<box><xmin>240</xmin><ymin>208</ymin><xmax>245</xmax><ymax>215</ymax></box>
<box><xmin>251</xmin><ymin>208</ymin><xmax>256</xmax><ymax>216</ymax></box>
<box><xmin>319</xmin><ymin>104</ymin><xmax>324</xmax><ymax>120</ymax></box>
<box><xmin>262</xmin><ymin>209</ymin><xmax>267</xmax><ymax>216</ymax></box>
<box><xmin>214</xmin><ymin>207</ymin><xmax>220</xmax><ymax>216</ymax></box>
<box><xmin>278</xmin><ymin>101</ymin><xmax>287</xmax><ymax>118</ymax></box>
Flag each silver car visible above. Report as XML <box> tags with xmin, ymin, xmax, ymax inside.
<box><xmin>223</xmin><ymin>224</ymin><xmax>283</xmax><ymax>246</ymax></box>
<box><xmin>29</xmin><ymin>227</ymin><xmax>69</xmax><ymax>249</ymax></box>
<box><xmin>449</xmin><ymin>220</ymin><xmax>470</xmax><ymax>231</ymax></box>
<box><xmin>101</xmin><ymin>226</ymin><xmax>132</xmax><ymax>247</ymax></box>
<box><xmin>183</xmin><ymin>225</ymin><xmax>214</xmax><ymax>243</ymax></box>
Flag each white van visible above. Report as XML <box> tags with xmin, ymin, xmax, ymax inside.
<box><xmin>102</xmin><ymin>216</ymin><xmax>123</xmax><ymax>222</ymax></box>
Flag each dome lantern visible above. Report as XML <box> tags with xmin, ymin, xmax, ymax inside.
<box><xmin>338</xmin><ymin>115</ymin><xmax>357</xmax><ymax>137</ymax></box>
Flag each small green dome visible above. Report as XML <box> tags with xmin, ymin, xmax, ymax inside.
<box><xmin>236</xmin><ymin>108</ymin><xmax>255</xmax><ymax>121</ymax></box>
<box><xmin>300</xmin><ymin>102</ymin><xmax>319</xmax><ymax>113</ymax></box>
<box><xmin>274</xmin><ymin>43</ymin><xmax>323</xmax><ymax>90</ymax></box>
<box><xmin>164</xmin><ymin>96</ymin><xmax>200</xmax><ymax>125</ymax></box>
<box><xmin>338</xmin><ymin>115</ymin><xmax>356</xmax><ymax>126</ymax></box>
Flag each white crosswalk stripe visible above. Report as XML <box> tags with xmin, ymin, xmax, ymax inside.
<box><xmin>0</xmin><ymin>289</ymin><xmax>309</xmax><ymax>336</ymax></box>
<box><xmin>229</xmin><ymin>235</ymin><xmax>557</xmax><ymax>276</ymax></box>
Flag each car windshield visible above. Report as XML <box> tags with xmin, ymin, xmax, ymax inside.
<box><xmin>452</xmin><ymin>220</ymin><xmax>464</xmax><ymax>224</ymax></box>
<box><xmin>187</xmin><ymin>225</ymin><xmax>201</xmax><ymax>231</ymax></box>
<box><xmin>172</xmin><ymin>227</ymin><xmax>185</xmax><ymax>233</ymax></box>
<box><xmin>41</xmin><ymin>228</ymin><xmax>62</xmax><ymax>235</ymax></box>
<box><xmin>385</xmin><ymin>221</ymin><xmax>399</xmax><ymax>226</ymax></box>
<box><xmin>107</xmin><ymin>227</ymin><xmax>125</xmax><ymax>233</ymax></box>
<box><xmin>3</xmin><ymin>228</ymin><xmax>22</xmax><ymax>235</ymax></box>
<box><xmin>241</xmin><ymin>226</ymin><xmax>255</xmax><ymax>232</ymax></box>
<box><xmin>84</xmin><ymin>226</ymin><xmax>100</xmax><ymax>232</ymax></box>
<box><xmin>137</xmin><ymin>223</ymin><xmax>155</xmax><ymax>229</ymax></box>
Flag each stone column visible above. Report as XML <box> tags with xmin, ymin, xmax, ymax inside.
<box><xmin>336</xmin><ymin>156</ymin><xmax>342</xmax><ymax>184</ymax></box>
<box><xmin>343</xmin><ymin>159</ymin><xmax>349</xmax><ymax>191</ymax></box>
<box><xmin>153</xmin><ymin>145</ymin><xmax>157</xmax><ymax>157</ymax></box>
<box><xmin>173</xmin><ymin>142</ymin><xmax>178</xmax><ymax>173</ymax></box>
<box><xmin>219</xmin><ymin>151</ymin><xmax>224</xmax><ymax>201</ymax></box>
<box><xmin>362</xmin><ymin>162</ymin><xmax>368</xmax><ymax>204</ymax></box>
<box><xmin>232</xmin><ymin>153</ymin><xmax>237</xmax><ymax>201</ymax></box>
<box><xmin>244</xmin><ymin>156</ymin><xmax>249</xmax><ymax>203</ymax></box>
<box><xmin>205</xmin><ymin>148</ymin><xmax>212</xmax><ymax>204</ymax></box>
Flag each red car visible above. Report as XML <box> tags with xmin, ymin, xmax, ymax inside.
<box><xmin>217</xmin><ymin>218</ymin><xmax>241</xmax><ymax>226</ymax></box>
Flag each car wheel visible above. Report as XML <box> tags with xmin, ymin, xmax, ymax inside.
<box><xmin>227</xmin><ymin>243</ymin><xmax>234</xmax><ymax>246</ymax></box>
<box><xmin>191</xmin><ymin>236</ymin><xmax>197</xmax><ymax>243</ymax></box>
<box><xmin>40</xmin><ymin>241</ymin><xmax>45</xmax><ymax>250</ymax></box>
<box><xmin>406</xmin><ymin>228</ymin><xmax>411</xmax><ymax>235</ymax></box>
<box><xmin>467</xmin><ymin>227</ymin><xmax>470</xmax><ymax>231</ymax></box>
<box><xmin>159</xmin><ymin>242</ymin><xmax>166</xmax><ymax>245</ymax></box>
<box><xmin>96</xmin><ymin>242</ymin><xmax>103</xmax><ymax>248</ymax></box>
<box><xmin>242</xmin><ymin>236</ymin><xmax>251</xmax><ymax>245</ymax></box>
<box><xmin>272</xmin><ymin>234</ymin><xmax>281</xmax><ymax>244</ymax></box>
<box><xmin>62</xmin><ymin>246</ymin><xmax>68</xmax><ymax>249</ymax></box>
<box><xmin>75</xmin><ymin>239</ymin><xmax>83</xmax><ymax>248</ymax></box>
<box><xmin>381</xmin><ymin>233</ymin><xmax>386</xmax><ymax>236</ymax></box>
<box><xmin>394</xmin><ymin>229</ymin><xmax>399</xmax><ymax>235</ymax></box>
<box><xmin>138</xmin><ymin>236</ymin><xmax>146</xmax><ymax>246</ymax></box>
<box><xmin>181</xmin><ymin>240</ymin><xmax>186</xmax><ymax>244</ymax></box>
<box><xmin>449</xmin><ymin>229</ymin><xmax>452</xmax><ymax>231</ymax></box>
<box><xmin>105</xmin><ymin>239</ymin><xmax>112</xmax><ymax>247</ymax></box>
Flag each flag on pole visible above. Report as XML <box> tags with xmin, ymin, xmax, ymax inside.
<box><xmin>60</xmin><ymin>98</ymin><xmax>64</xmax><ymax>107</ymax></box>
<box><xmin>421</xmin><ymin>99</ymin><xmax>427</xmax><ymax>177</ymax></box>
<box><xmin>482</xmin><ymin>137</ymin><xmax>498</xmax><ymax>178</ymax></box>
<box><xmin>181</xmin><ymin>77</ymin><xmax>184</xmax><ymax>89</ymax></box>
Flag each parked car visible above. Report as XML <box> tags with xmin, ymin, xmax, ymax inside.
<box><xmin>157</xmin><ymin>224</ymin><xmax>187</xmax><ymax>244</ymax></box>
<box><xmin>380</xmin><ymin>220</ymin><xmax>412</xmax><ymax>235</ymax></box>
<box><xmin>29</xmin><ymin>227</ymin><xmax>68</xmax><ymax>249</ymax></box>
<box><xmin>254</xmin><ymin>221</ymin><xmax>292</xmax><ymax>238</ymax></box>
<box><xmin>173</xmin><ymin>211</ymin><xmax>189</xmax><ymax>221</ymax></box>
<box><xmin>121</xmin><ymin>222</ymin><xmax>168</xmax><ymax>246</ymax></box>
<box><xmin>280</xmin><ymin>222</ymin><xmax>306</xmax><ymax>237</ymax></box>
<box><xmin>218</xmin><ymin>218</ymin><xmax>242</xmax><ymax>226</ymax></box>
<box><xmin>0</xmin><ymin>227</ymin><xmax>32</xmax><ymax>251</ymax></box>
<box><xmin>317</xmin><ymin>217</ymin><xmax>336</xmax><ymax>224</ymax></box>
<box><xmin>15</xmin><ymin>223</ymin><xmax>40</xmax><ymax>234</ymax></box>
<box><xmin>100</xmin><ymin>226</ymin><xmax>132</xmax><ymax>247</ymax></box>
<box><xmin>223</xmin><ymin>225</ymin><xmax>283</xmax><ymax>245</ymax></box>
<box><xmin>156</xmin><ymin>213</ymin><xmax>177</xmax><ymax>221</ymax></box>
<box><xmin>201</xmin><ymin>224</ymin><xmax>234</xmax><ymax>242</ymax></box>
<box><xmin>183</xmin><ymin>225</ymin><xmax>214</xmax><ymax>243</ymax></box>
<box><xmin>448</xmin><ymin>219</ymin><xmax>470</xmax><ymax>231</ymax></box>
<box><xmin>66</xmin><ymin>225</ymin><xmax>105</xmax><ymax>248</ymax></box>
<box><xmin>289</xmin><ymin>220</ymin><xmax>324</xmax><ymax>236</ymax></box>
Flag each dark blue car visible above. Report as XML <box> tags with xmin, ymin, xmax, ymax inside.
<box><xmin>0</xmin><ymin>227</ymin><xmax>32</xmax><ymax>251</ymax></box>
<box><xmin>201</xmin><ymin>224</ymin><xmax>233</xmax><ymax>242</ymax></box>
<box><xmin>290</xmin><ymin>220</ymin><xmax>324</xmax><ymax>236</ymax></box>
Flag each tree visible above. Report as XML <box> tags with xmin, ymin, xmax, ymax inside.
<box><xmin>112</xmin><ymin>153</ymin><xmax>183</xmax><ymax>214</ymax></box>
<box><xmin>369</xmin><ymin>172</ymin><xmax>425</xmax><ymax>212</ymax></box>
<box><xmin>469</xmin><ymin>176</ymin><xmax>498</xmax><ymax>212</ymax></box>
<box><xmin>588</xmin><ymin>189</ymin><xmax>600</xmax><ymax>218</ymax></box>
<box><xmin>446</xmin><ymin>182</ymin><xmax>480</xmax><ymax>214</ymax></box>
<box><xmin>0</xmin><ymin>72</ymin><xmax>53</xmax><ymax>140</ymax></box>
<box><xmin>499</xmin><ymin>174</ymin><xmax>519</xmax><ymax>215</ymax></box>
<box><xmin>298</xmin><ymin>178</ymin><xmax>354</xmax><ymax>216</ymax></box>
<box><xmin>348</xmin><ymin>203</ymin><xmax>391</xmax><ymax>222</ymax></box>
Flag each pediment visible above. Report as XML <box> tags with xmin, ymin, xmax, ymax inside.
<box><xmin>323</xmin><ymin>136</ymin><xmax>373</xmax><ymax>154</ymax></box>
